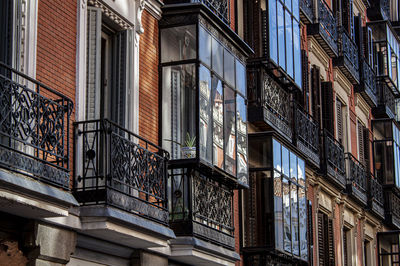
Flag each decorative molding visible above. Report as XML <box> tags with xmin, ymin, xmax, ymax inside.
<box><xmin>355</xmin><ymin>94</ymin><xmax>370</xmax><ymax>121</ymax></box>
<box><xmin>308</xmin><ymin>37</ymin><xmax>330</xmax><ymax>72</ymax></box>
<box><xmin>88</xmin><ymin>0</ymin><xmax>134</xmax><ymax>29</ymax></box>
<box><xmin>333</xmin><ymin>69</ymin><xmax>352</xmax><ymax>96</ymax></box>
<box><xmin>136</xmin><ymin>0</ymin><xmax>146</xmax><ymax>34</ymax></box>
<box><xmin>144</xmin><ymin>0</ymin><xmax>163</xmax><ymax>20</ymax></box>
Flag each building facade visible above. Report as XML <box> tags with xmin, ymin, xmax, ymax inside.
<box><xmin>1</xmin><ymin>0</ymin><xmax>400</xmax><ymax>265</ymax></box>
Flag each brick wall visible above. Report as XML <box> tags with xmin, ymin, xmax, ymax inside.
<box><xmin>36</xmin><ymin>0</ymin><xmax>77</xmax><ymax>187</ymax></box>
<box><xmin>139</xmin><ymin>11</ymin><xmax>159</xmax><ymax>145</ymax></box>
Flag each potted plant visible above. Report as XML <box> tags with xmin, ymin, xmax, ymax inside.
<box><xmin>181</xmin><ymin>132</ymin><xmax>196</xmax><ymax>159</ymax></box>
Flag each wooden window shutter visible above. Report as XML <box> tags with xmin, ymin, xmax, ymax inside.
<box><xmin>363</xmin><ymin>127</ymin><xmax>370</xmax><ymax>169</ymax></box>
<box><xmin>317</xmin><ymin>212</ymin><xmax>325</xmax><ymax>266</ymax></box>
<box><xmin>321</xmin><ymin>82</ymin><xmax>334</xmax><ymax>134</ymax></box>
<box><xmin>358</xmin><ymin>121</ymin><xmax>365</xmax><ymax>165</ymax></box>
<box><xmin>311</xmin><ymin>66</ymin><xmax>321</xmax><ymax>127</ymax></box>
<box><xmin>86</xmin><ymin>7</ymin><xmax>102</xmax><ymax>121</ymax></box>
<box><xmin>302</xmin><ymin>50</ymin><xmax>310</xmax><ymax>110</ymax></box>
<box><xmin>343</xmin><ymin>229</ymin><xmax>348</xmax><ymax>266</ymax></box>
<box><xmin>0</xmin><ymin>0</ymin><xmax>13</xmax><ymax>66</ymax></box>
<box><xmin>327</xmin><ymin>218</ymin><xmax>335</xmax><ymax>266</ymax></box>
<box><xmin>336</xmin><ymin>99</ymin><xmax>344</xmax><ymax>144</ymax></box>
<box><xmin>354</xmin><ymin>15</ymin><xmax>363</xmax><ymax>52</ymax></box>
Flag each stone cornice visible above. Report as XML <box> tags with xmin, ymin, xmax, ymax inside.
<box><xmin>333</xmin><ymin>69</ymin><xmax>352</xmax><ymax>96</ymax></box>
<box><xmin>308</xmin><ymin>37</ymin><xmax>330</xmax><ymax>72</ymax></box>
<box><xmin>356</xmin><ymin>94</ymin><xmax>370</xmax><ymax>120</ymax></box>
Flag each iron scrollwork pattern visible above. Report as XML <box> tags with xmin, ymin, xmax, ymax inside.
<box><xmin>299</xmin><ymin>0</ymin><xmax>313</xmax><ymax>22</ymax></box>
<box><xmin>379</xmin><ymin>83</ymin><xmax>396</xmax><ymax>117</ymax></box>
<box><xmin>345</xmin><ymin>153</ymin><xmax>367</xmax><ymax>203</ymax></box>
<box><xmin>195</xmin><ymin>0</ymin><xmax>230</xmax><ymax>24</ymax></box>
<box><xmin>325</xmin><ymin>131</ymin><xmax>345</xmax><ymax>178</ymax></box>
<box><xmin>317</xmin><ymin>0</ymin><xmax>338</xmax><ymax>52</ymax></box>
<box><xmin>339</xmin><ymin>29</ymin><xmax>359</xmax><ymax>82</ymax></box>
<box><xmin>361</xmin><ymin>59</ymin><xmax>378</xmax><ymax>105</ymax></box>
<box><xmin>0</xmin><ymin>63</ymin><xmax>72</xmax><ymax>188</ymax></box>
<box><xmin>74</xmin><ymin>119</ymin><xmax>169</xmax><ymax>224</ymax></box>
<box><xmin>192</xmin><ymin>174</ymin><xmax>234</xmax><ymax>234</ymax></box>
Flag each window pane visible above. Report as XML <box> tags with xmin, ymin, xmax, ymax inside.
<box><xmin>161</xmin><ymin>25</ymin><xmax>196</xmax><ymax>63</ymax></box>
<box><xmin>199</xmin><ymin>65</ymin><xmax>212</xmax><ymax>163</ymax></box>
<box><xmin>237</xmin><ymin>95</ymin><xmax>248</xmax><ymax>185</ymax></box>
<box><xmin>285</xmin><ymin>11</ymin><xmax>293</xmax><ymax>77</ymax></box>
<box><xmin>162</xmin><ymin>64</ymin><xmax>196</xmax><ymax>159</ymax></box>
<box><xmin>274</xmin><ymin>171</ymin><xmax>284</xmax><ymax>251</ymax></box>
<box><xmin>286</xmin><ymin>0</ymin><xmax>292</xmax><ymax>14</ymax></box>
<box><xmin>199</xmin><ymin>26</ymin><xmax>212</xmax><ymax>67</ymax></box>
<box><xmin>299</xmin><ymin>187</ymin><xmax>308</xmax><ymax>260</ymax></box>
<box><xmin>212</xmin><ymin>38</ymin><xmax>224</xmax><ymax>77</ymax></box>
<box><xmin>282</xmin><ymin>145</ymin><xmax>290</xmax><ymax>177</ymax></box>
<box><xmin>298</xmin><ymin>158</ymin><xmax>305</xmax><ymax>186</ymax></box>
<box><xmin>224</xmin><ymin>86</ymin><xmax>236</xmax><ymax>175</ymax></box>
<box><xmin>273</xmin><ymin>139</ymin><xmax>282</xmax><ymax>171</ymax></box>
<box><xmin>236</xmin><ymin>59</ymin><xmax>246</xmax><ymax>96</ymax></box>
<box><xmin>283</xmin><ymin>177</ymin><xmax>292</xmax><ymax>253</ymax></box>
<box><xmin>212</xmin><ymin>77</ymin><xmax>224</xmax><ymax>168</ymax></box>
<box><xmin>291</xmin><ymin>183</ymin><xmax>299</xmax><ymax>256</ymax></box>
<box><xmin>269</xmin><ymin>0</ymin><xmax>278</xmax><ymax>63</ymax></box>
<box><xmin>224</xmin><ymin>49</ymin><xmax>235</xmax><ymax>87</ymax></box>
<box><xmin>293</xmin><ymin>20</ymin><xmax>302</xmax><ymax>88</ymax></box>
<box><xmin>293</xmin><ymin>0</ymin><xmax>299</xmax><ymax>21</ymax></box>
<box><xmin>290</xmin><ymin>151</ymin><xmax>297</xmax><ymax>180</ymax></box>
<box><xmin>277</xmin><ymin>1</ymin><xmax>285</xmax><ymax>70</ymax></box>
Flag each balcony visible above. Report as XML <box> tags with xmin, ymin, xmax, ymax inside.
<box><xmin>368</xmin><ymin>175</ymin><xmax>384</xmax><ymax>219</ymax></box>
<box><xmin>367</xmin><ymin>0</ymin><xmax>390</xmax><ymax>21</ymax></box>
<box><xmin>74</xmin><ymin>119</ymin><xmax>169</xmax><ymax>225</ymax></box>
<box><xmin>169</xmin><ymin>169</ymin><xmax>234</xmax><ymax>249</ymax></box>
<box><xmin>322</xmin><ymin>131</ymin><xmax>346</xmax><ymax>189</ymax></box>
<box><xmin>333</xmin><ymin>29</ymin><xmax>359</xmax><ymax>84</ymax></box>
<box><xmin>307</xmin><ymin>0</ymin><xmax>338</xmax><ymax>57</ymax></box>
<box><xmin>385</xmin><ymin>191</ymin><xmax>400</xmax><ymax>229</ymax></box>
<box><xmin>0</xmin><ymin>63</ymin><xmax>72</xmax><ymax>189</ymax></box>
<box><xmin>373</xmin><ymin>83</ymin><xmax>396</xmax><ymax>119</ymax></box>
<box><xmin>294</xmin><ymin>104</ymin><xmax>320</xmax><ymax>167</ymax></box>
<box><xmin>248</xmin><ymin>72</ymin><xmax>293</xmax><ymax>142</ymax></box>
<box><xmin>355</xmin><ymin>58</ymin><xmax>378</xmax><ymax>107</ymax></box>
<box><xmin>345</xmin><ymin>153</ymin><xmax>368</xmax><ymax>205</ymax></box>
<box><xmin>299</xmin><ymin>0</ymin><xmax>313</xmax><ymax>24</ymax></box>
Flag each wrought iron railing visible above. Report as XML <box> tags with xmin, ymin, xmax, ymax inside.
<box><xmin>368</xmin><ymin>175</ymin><xmax>384</xmax><ymax>207</ymax></box>
<box><xmin>345</xmin><ymin>153</ymin><xmax>367</xmax><ymax>200</ymax></box>
<box><xmin>294</xmin><ymin>104</ymin><xmax>320</xmax><ymax>165</ymax></box>
<box><xmin>170</xmin><ymin>169</ymin><xmax>234</xmax><ymax>248</ymax></box>
<box><xmin>0</xmin><ymin>62</ymin><xmax>72</xmax><ymax>188</ymax></box>
<box><xmin>317</xmin><ymin>0</ymin><xmax>338</xmax><ymax>51</ymax></box>
<box><xmin>379</xmin><ymin>0</ymin><xmax>390</xmax><ymax>20</ymax></box>
<box><xmin>338</xmin><ymin>28</ymin><xmax>359</xmax><ymax>82</ymax></box>
<box><xmin>378</xmin><ymin>82</ymin><xmax>396</xmax><ymax>117</ymax></box>
<box><xmin>194</xmin><ymin>0</ymin><xmax>230</xmax><ymax>24</ymax></box>
<box><xmin>390</xmin><ymin>192</ymin><xmax>400</xmax><ymax>221</ymax></box>
<box><xmin>299</xmin><ymin>0</ymin><xmax>313</xmax><ymax>22</ymax></box>
<box><xmin>360</xmin><ymin>58</ymin><xmax>378</xmax><ymax>105</ymax></box>
<box><xmin>74</xmin><ymin>119</ymin><xmax>169</xmax><ymax>224</ymax></box>
<box><xmin>323</xmin><ymin>130</ymin><xmax>346</xmax><ymax>184</ymax></box>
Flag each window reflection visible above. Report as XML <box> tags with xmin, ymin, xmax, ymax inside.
<box><xmin>274</xmin><ymin>171</ymin><xmax>284</xmax><ymax>251</ymax></box>
<box><xmin>213</xmin><ymin>77</ymin><xmax>224</xmax><ymax>169</ymax></box>
<box><xmin>200</xmin><ymin>65</ymin><xmax>212</xmax><ymax>163</ymax></box>
<box><xmin>237</xmin><ymin>95</ymin><xmax>248</xmax><ymax>185</ymax></box>
<box><xmin>283</xmin><ymin>177</ymin><xmax>291</xmax><ymax>252</ymax></box>
<box><xmin>199</xmin><ymin>26</ymin><xmax>212</xmax><ymax>67</ymax></box>
<box><xmin>224</xmin><ymin>86</ymin><xmax>236</xmax><ymax>175</ymax></box>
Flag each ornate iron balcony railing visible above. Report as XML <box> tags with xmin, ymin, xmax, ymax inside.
<box><xmin>388</xmin><ymin>192</ymin><xmax>400</xmax><ymax>228</ymax></box>
<box><xmin>74</xmin><ymin>119</ymin><xmax>169</xmax><ymax>224</ymax></box>
<box><xmin>357</xmin><ymin>58</ymin><xmax>378</xmax><ymax>107</ymax></box>
<box><xmin>194</xmin><ymin>0</ymin><xmax>230</xmax><ymax>24</ymax></box>
<box><xmin>169</xmin><ymin>168</ymin><xmax>234</xmax><ymax>249</ymax></box>
<box><xmin>368</xmin><ymin>174</ymin><xmax>384</xmax><ymax>218</ymax></box>
<box><xmin>294</xmin><ymin>104</ymin><xmax>320</xmax><ymax>166</ymax></box>
<box><xmin>299</xmin><ymin>0</ymin><xmax>313</xmax><ymax>23</ymax></box>
<box><xmin>0</xmin><ymin>62</ymin><xmax>72</xmax><ymax>189</ymax></box>
<box><xmin>335</xmin><ymin>28</ymin><xmax>359</xmax><ymax>84</ymax></box>
<box><xmin>323</xmin><ymin>130</ymin><xmax>346</xmax><ymax>188</ymax></box>
<box><xmin>345</xmin><ymin>153</ymin><xmax>367</xmax><ymax>204</ymax></box>
<box><xmin>377</xmin><ymin>82</ymin><xmax>396</xmax><ymax>118</ymax></box>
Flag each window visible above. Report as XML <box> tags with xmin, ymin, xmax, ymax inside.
<box><xmin>357</xmin><ymin>120</ymin><xmax>368</xmax><ymax>167</ymax></box>
<box><xmin>318</xmin><ymin>211</ymin><xmax>335</xmax><ymax>266</ymax></box>
<box><xmin>85</xmin><ymin>7</ymin><xmax>133</xmax><ymax>128</ymax></box>
<box><xmin>268</xmin><ymin>0</ymin><xmax>302</xmax><ymax>88</ymax></box>
<box><xmin>364</xmin><ymin>240</ymin><xmax>372</xmax><ymax>266</ymax></box>
<box><xmin>343</xmin><ymin>227</ymin><xmax>351</xmax><ymax>266</ymax></box>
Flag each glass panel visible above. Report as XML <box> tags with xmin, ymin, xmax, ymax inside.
<box><xmin>224</xmin><ymin>86</ymin><xmax>236</xmax><ymax>175</ymax></box>
<box><xmin>224</xmin><ymin>49</ymin><xmax>235</xmax><ymax>87</ymax></box>
<box><xmin>285</xmin><ymin>0</ymin><xmax>292</xmax><ymax>18</ymax></box>
<box><xmin>299</xmin><ymin>187</ymin><xmax>308</xmax><ymax>260</ymax></box>
<box><xmin>273</xmin><ymin>139</ymin><xmax>282</xmax><ymax>171</ymax></box>
<box><xmin>199</xmin><ymin>65</ymin><xmax>212</xmax><ymax>163</ymax></box>
<box><xmin>212</xmin><ymin>37</ymin><xmax>224</xmax><ymax>77</ymax></box>
<box><xmin>291</xmin><ymin>183</ymin><xmax>299</xmax><ymax>256</ymax></box>
<box><xmin>277</xmin><ymin>1</ymin><xmax>285</xmax><ymax>70</ymax></box>
<box><xmin>274</xmin><ymin>171</ymin><xmax>284</xmax><ymax>251</ymax></box>
<box><xmin>283</xmin><ymin>177</ymin><xmax>292</xmax><ymax>253</ymax></box>
<box><xmin>282</xmin><ymin>145</ymin><xmax>290</xmax><ymax>177</ymax></box>
<box><xmin>293</xmin><ymin>0</ymin><xmax>299</xmax><ymax>21</ymax></box>
<box><xmin>293</xmin><ymin>20</ymin><xmax>302</xmax><ymax>88</ymax></box>
<box><xmin>298</xmin><ymin>158</ymin><xmax>305</xmax><ymax>185</ymax></box>
<box><xmin>290</xmin><ymin>151</ymin><xmax>297</xmax><ymax>181</ymax></box>
<box><xmin>212</xmin><ymin>77</ymin><xmax>224</xmax><ymax>168</ymax></box>
<box><xmin>236</xmin><ymin>59</ymin><xmax>246</xmax><ymax>96</ymax></box>
<box><xmin>162</xmin><ymin>64</ymin><xmax>196</xmax><ymax>159</ymax></box>
<box><xmin>285</xmin><ymin>11</ymin><xmax>293</xmax><ymax>77</ymax></box>
<box><xmin>269</xmin><ymin>0</ymin><xmax>278</xmax><ymax>64</ymax></box>
<box><xmin>199</xmin><ymin>26</ymin><xmax>212</xmax><ymax>67</ymax></box>
<box><xmin>161</xmin><ymin>25</ymin><xmax>196</xmax><ymax>63</ymax></box>
<box><xmin>237</xmin><ymin>95</ymin><xmax>248</xmax><ymax>185</ymax></box>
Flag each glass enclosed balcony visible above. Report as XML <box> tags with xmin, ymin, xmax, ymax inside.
<box><xmin>368</xmin><ymin>21</ymin><xmax>400</xmax><ymax>94</ymax></box>
<box><xmin>0</xmin><ymin>63</ymin><xmax>72</xmax><ymax>189</ymax></box>
<box><xmin>160</xmin><ymin>20</ymin><xmax>250</xmax><ymax>187</ymax></box>
<box><xmin>245</xmin><ymin>134</ymin><xmax>308</xmax><ymax>263</ymax></box>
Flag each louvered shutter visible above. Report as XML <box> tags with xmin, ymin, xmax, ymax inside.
<box><xmin>343</xmin><ymin>229</ymin><xmax>348</xmax><ymax>266</ymax></box>
<box><xmin>358</xmin><ymin>121</ymin><xmax>365</xmax><ymax>165</ymax></box>
<box><xmin>0</xmin><ymin>0</ymin><xmax>13</xmax><ymax>66</ymax></box>
<box><xmin>86</xmin><ymin>7</ymin><xmax>102</xmax><ymax>121</ymax></box>
<box><xmin>307</xmin><ymin>200</ymin><xmax>313</xmax><ymax>265</ymax></box>
<box><xmin>363</xmin><ymin>127</ymin><xmax>370</xmax><ymax>169</ymax></box>
<box><xmin>327</xmin><ymin>218</ymin><xmax>335</xmax><ymax>266</ymax></box>
<box><xmin>311</xmin><ymin>66</ymin><xmax>321</xmax><ymax>127</ymax></box>
<box><xmin>321</xmin><ymin>82</ymin><xmax>334</xmax><ymax>134</ymax></box>
<box><xmin>318</xmin><ymin>212</ymin><xmax>325</xmax><ymax>265</ymax></box>
<box><xmin>111</xmin><ymin>30</ymin><xmax>128</xmax><ymax>127</ymax></box>
<box><xmin>354</xmin><ymin>15</ymin><xmax>363</xmax><ymax>52</ymax></box>
<box><xmin>337</xmin><ymin>99</ymin><xmax>344</xmax><ymax>144</ymax></box>
<box><xmin>302</xmin><ymin>50</ymin><xmax>309</xmax><ymax>110</ymax></box>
